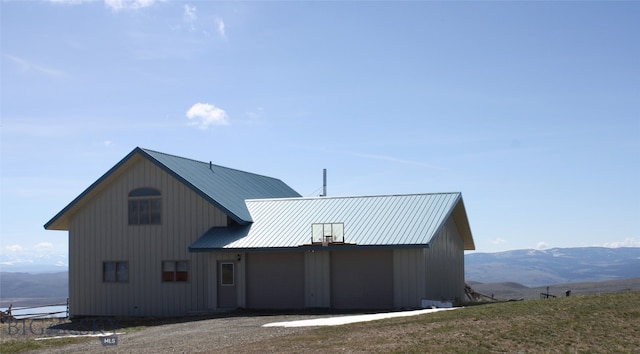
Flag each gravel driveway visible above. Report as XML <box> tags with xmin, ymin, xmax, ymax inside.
<box><xmin>25</xmin><ymin>313</ymin><xmax>332</xmax><ymax>354</ymax></box>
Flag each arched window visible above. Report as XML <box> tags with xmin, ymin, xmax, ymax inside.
<box><xmin>128</xmin><ymin>188</ymin><xmax>161</xmax><ymax>225</ymax></box>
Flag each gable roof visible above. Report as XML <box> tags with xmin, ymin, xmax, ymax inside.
<box><xmin>44</xmin><ymin>147</ymin><xmax>300</xmax><ymax>230</ymax></box>
<box><xmin>189</xmin><ymin>192</ymin><xmax>475</xmax><ymax>252</ymax></box>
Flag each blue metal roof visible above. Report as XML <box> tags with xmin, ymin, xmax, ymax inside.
<box><xmin>44</xmin><ymin>147</ymin><xmax>300</xmax><ymax>229</ymax></box>
<box><xmin>190</xmin><ymin>192</ymin><xmax>475</xmax><ymax>251</ymax></box>
<box><xmin>140</xmin><ymin>148</ymin><xmax>300</xmax><ymax>224</ymax></box>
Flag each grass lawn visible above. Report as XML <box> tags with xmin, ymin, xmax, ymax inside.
<box><xmin>233</xmin><ymin>291</ymin><xmax>640</xmax><ymax>353</ymax></box>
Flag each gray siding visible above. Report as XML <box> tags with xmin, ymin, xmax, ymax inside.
<box><xmin>68</xmin><ymin>157</ymin><xmax>227</xmax><ymax>317</ymax></box>
<box><xmin>423</xmin><ymin>217</ymin><xmax>465</xmax><ymax>303</ymax></box>
<box><xmin>304</xmin><ymin>250</ymin><xmax>330</xmax><ymax>308</ymax></box>
<box><xmin>393</xmin><ymin>248</ymin><xmax>426</xmax><ymax>308</ymax></box>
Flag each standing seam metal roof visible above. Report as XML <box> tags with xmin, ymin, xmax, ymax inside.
<box><xmin>190</xmin><ymin>192</ymin><xmax>473</xmax><ymax>251</ymax></box>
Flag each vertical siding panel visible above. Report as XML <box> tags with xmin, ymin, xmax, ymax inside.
<box><xmin>95</xmin><ymin>196</ymin><xmax>104</xmax><ymax>316</ymax></box>
<box><xmin>237</xmin><ymin>252</ymin><xmax>246</xmax><ymax>308</ymax></box>
<box><xmin>69</xmin><ymin>223</ymin><xmax>78</xmax><ymax>316</ymax></box>
<box><xmin>87</xmin><ymin>200</ymin><xmax>96</xmax><ymax>315</ymax></box>
<box><xmin>113</xmin><ymin>170</ymin><xmax>123</xmax><ymax>316</ymax></box>
<box><xmin>70</xmin><ymin>215</ymin><xmax>79</xmax><ymax>315</ymax></box>
<box><xmin>81</xmin><ymin>210</ymin><xmax>89</xmax><ymax>315</ymax></box>
<box><xmin>99</xmin><ymin>182</ymin><xmax>106</xmax><ymax>316</ymax></box>
<box><xmin>104</xmin><ymin>188</ymin><xmax>113</xmax><ymax>316</ymax></box>
<box><xmin>149</xmin><ymin>159</ymin><xmax>159</xmax><ymax>316</ymax></box>
<box><xmin>75</xmin><ymin>215</ymin><xmax>83</xmax><ymax>316</ymax></box>
<box><xmin>304</xmin><ymin>250</ymin><xmax>330</xmax><ymax>308</ymax></box>
<box><xmin>207</xmin><ymin>253</ymin><xmax>215</xmax><ymax>310</ymax></box>
<box><xmin>80</xmin><ymin>202</ymin><xmax>88</xmax><ymax>315</ymax></box>
<box><xmin>393</xmin><ymin>248</ymin><xmax>426</xmax><ymax>309</ymax></box>
<box><xmin>160</xmin><ymin>166</ymin><xmax>169</xmax><ymax>315</ymax></box>
<box><xmin>393</xmin><ymin>249</ymin><xmax>403</xmax><ymax>308</ymax></box>
<box><xmin>92</xmin><ymin>195</ymin><xmax>100</xmax><ymax>315</ymax></box>
<box><xmin>70</xmin><ymin>228</ymin><xmax>78</xmax><ymax>316</ymax></box>
<box><xmin>423</xmin><ymin>216</ymin><xmax>465</xmax><ymax>303</ymax></box>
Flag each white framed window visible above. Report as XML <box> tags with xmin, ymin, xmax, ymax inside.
<box><xmin>128</xmin><ymin>188</ymin><xmax>162</xmax><ymax>225</ymax></box>
<box><xmin>103</xmin><ymin>261</ymin><xmax>128</xmax><ymax>283</ymax></box>
<box><xmin>162</xmin><ymin>261</ymin><xmax>189</xmax><ymax>282</ymax></box>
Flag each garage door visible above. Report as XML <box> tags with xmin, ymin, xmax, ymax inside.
<box><xmin>330</xmin><ymin>250</ymin><xmax>393</xmax><ymax>309</ymax></box>
<box><xmin>246</xmin><ymin>252</ymin><xmax>305</xmax><ymax>309</ymax></box>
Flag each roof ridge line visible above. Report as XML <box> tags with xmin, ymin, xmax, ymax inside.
<box><xmin>246</xmin><ymin>192</ymin><xmax>461</xmax><ymax>203</ymax></box>
<box><xmin>140</xmin><ymin>147</ymin><xmax>287</xmax><ymax>181</ymax></box>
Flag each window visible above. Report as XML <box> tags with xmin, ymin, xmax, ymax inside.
<box><xmin>162</xmin><ymin>261</ymin><xmax>189</xmax><ymax>282</ymax></box>
<box><xmin>220</xmin><ymin>263</ymin><xmax>234</xmax><ymax>286</ymax></box>
<box><xmin>103</xmin><ymin>261</ymin><xmax>128</xmax><ymax>283</ymax></box>
<box><xmin>128</xmin><ymin>188</ymin><xmax>161</xmax><ymax>225</ymax></box>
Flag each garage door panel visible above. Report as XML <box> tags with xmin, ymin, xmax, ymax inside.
<box><xmin>331</xmin><ymin>250</ymin><xmax>393</xmax><ymax>309</ymax></box>
<box><xmin>246</xmin><ymin>252</ymin><xmax>305</xmax><ymax>309</ymax></box>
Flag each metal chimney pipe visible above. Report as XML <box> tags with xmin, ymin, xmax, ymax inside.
<box><xmin>321</xmin><ymin>168</ymin><xmax>327</xmax><ymax>197</ymax></box>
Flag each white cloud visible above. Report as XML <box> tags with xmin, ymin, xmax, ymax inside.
<box><xmin>184</xmin><ymin>4</ymin><xmax>197</xmax><ymax>23</ymax></box>
<box><xmin>5</xmin><ymin>244</ymin><xmax>23</xmax><ymax>253</ymax></box>
<box><xmin>0</xmin><ymin>260</ymin><xmax>34</xmax><ymax>267</ymax></box>
<box><xmin>215</xmin><ymin>17</ymin><xmax>226</xmax><ymax>39</ymax></box>
<box><xmin>49</xmin><ymin>0</ymin><xmax>158</xmax><ymax>9</ymax></box>
<box><xmin>602</xmin><ymin>237</ymin><xmax>640</xmax><ymax>248</ymax></box>
<box><xmin>48</xmin><ymin>0</ymin><xmax>94</xmax><ymax>4</ymax></box>
<box><xmin>104</xmin><ymin>0</ymin><xmax>157</xmax><ymax>11</ymax></box>
<box><xmin>186</xmin><ymin>103</ymin><xmax>230</xmax><ymax>129</ymax></box>
<box><xmin>351</xmin><ymin>152</ymin><xmax>443</xmax><ymax>170</ymax></box>
<box><xmin>35</xmin><ymin>242</ymin><xmax>54</xmax><ymax>250</ymax></box>
<box><xmin>245</xmin><ymin>107</ymin><xmax>265</xmax><ymax>124</ymax></box>
<box><xmin>536</xmin><ymin>241</ymin><xmax>549</xmax><ymax>250</ymax></box>
<box><xmin>4</xmin><ymin>54</ymin><xmax>67</xmax><ymax>78</ymax></box>
<box><xmin>490</xmin><ymin>238</ymin><xmax>506</xmax><ymax>245</ymax></box>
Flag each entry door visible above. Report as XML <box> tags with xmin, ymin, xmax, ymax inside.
<box><xmin>217</xmin><ymin>262</ymin><xmax>237</xmax><ymax>309</ymax></box>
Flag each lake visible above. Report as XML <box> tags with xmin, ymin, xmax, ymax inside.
<box><xmin>1</xmin><ymin>305</ymin><xmax>68</xmax><ymax>319</ymax></box>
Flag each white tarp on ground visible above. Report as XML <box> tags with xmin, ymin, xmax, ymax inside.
<box><xmin>263</xmin><ymin>307</ymin><xmax>459</xmax><ymax>328</ymax></box>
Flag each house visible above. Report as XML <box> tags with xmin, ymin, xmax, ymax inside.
<box><xmin>45</xmin><ymin>147</ymin><xmax>475</xmax><ymax>317</ymax></box>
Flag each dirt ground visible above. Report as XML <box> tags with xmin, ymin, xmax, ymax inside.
<box><xmin>1</xmin><ymin>312</ymin><xmax>338</xmax><ymax>353</ymax></box>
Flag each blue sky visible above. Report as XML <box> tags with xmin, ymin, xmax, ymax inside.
<box><xmin>1</xmin><ymin>0</ymin><xmax>639</xmax><ymax>270</ymax></box>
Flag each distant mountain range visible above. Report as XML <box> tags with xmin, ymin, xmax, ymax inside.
<box><xmin>0</xmin><ymin>271</ymin><xmax>68</xmax><ymax>307</ymax></box>
<box><xmin>465</xmin><ymin>247</ymin><xmax>640</xmax><ymax>287</ymax></box>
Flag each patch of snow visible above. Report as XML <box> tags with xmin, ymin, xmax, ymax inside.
<box><xmin>263</xmin><ymin>308</ymin><xmax>459</xmax><ymax>328</ymax></box>
<box><xmin>35</xmin><ymin>332</ymin><xmax>123</xmax><ymax>341</ymax></box>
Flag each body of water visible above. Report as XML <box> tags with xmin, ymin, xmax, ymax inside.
<box><xmin>1</xmin><ymin>305</ymin><xmax>68</xmax><ymax>319</ymax></box>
